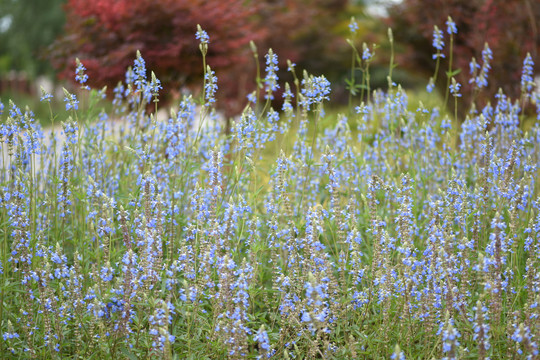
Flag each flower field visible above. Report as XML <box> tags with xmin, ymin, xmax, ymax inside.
<box><xmin>1</xmin><ymin>20</ymin><xmax>540</xmax><ymax>359</ymax></box>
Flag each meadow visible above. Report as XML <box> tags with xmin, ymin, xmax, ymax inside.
<box><xmin>1</xmin><ymin>19</ymin><xmax>540</xmax><ymax>359</ymax></box>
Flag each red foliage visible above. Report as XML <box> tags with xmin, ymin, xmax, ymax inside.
<box><xmin>50</xmin><ymin>0</ymin><xmax>263</xmax><ymax>113</ymax></box>
<box><xmin>50</xmin><ymin>0</ymin><xmax>349</xmax><ymax>114</ymax></box>
<box><xmin>387</xmin><ymin>0</ymin><xmax>540</xmax><ymax>110</ymax></box>
<box><xmin>255</xmin><ymin>0</ymin><xmax>348</xmax><ymax>74</ymax></box>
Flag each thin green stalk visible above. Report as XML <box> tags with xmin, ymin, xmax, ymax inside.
<box><xmin>0</xmin><ymin>211</ymin><xmax>5</xmax><ymax>360</ymax></box>
<box><xmin>287</xmin><ymin>60</ymin><xmax>301</xmax><ymax>121</ymax></box>
<box><xmin>432</xmin><ymin>51</ymin><xmax>442</xmax><ymax>90</ymax></box>
<box><xmin>186</xmin><ymin>297</ymin><xmax>202</xmax><ymax>356</ymax></box>
<box><xmin>169</xmin><ymin>163</ymin><xmax>178</xmax><ymax>265</ymax></box>
<box><xmin>444</xmin><ymin>31</ymin><xmax>454</xmax><ymax>109</ymax></box>
<box><xmin>348</xmin><ymin>42</ymin><xmax>356</xmax><ymax>110</ymax></box>
<box><xmin>298</xmin><ymin>104</ymin><xmax>321</xmax><ymax>213</ymax></box>
<box><xmin>250</xmin><ymin>41</ymin><xmax>262</xmax><ymax>111</ymax></box>
<box><xmin>148</xmin><ymin>77</ymin><xmax>160</xmax><ymax>155</ymax></box>
<box><xmin>387</xmin><ymin>28</ymin><xmax>395</xmax><ymax>91</ymax></box>
<box><xmin>365</xmin><ymin>63</ymin><xmax>371</xmax><ymax>104</ymax></box>
<box><xmin>454</xmin><ymin>95</ymin><xmax>458</xmax><ymax>124</ymax></box>
<box><xmin>176</xmin><ymin>45</ymin><xmax>211</xmax><ymax>220</ymax></box>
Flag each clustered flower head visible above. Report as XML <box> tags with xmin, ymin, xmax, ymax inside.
<box><xmin>432</xmin><ymin>25</ymin><xmax>445</xmax><ymax>52</ymax></box>
<box><xmin>149</xmin><ymin>71</ymin><xmax>162</xmax><ymax>100</ymax></box>
<box><xmin>133</xmin><ymin>50</ymin><xmax>147</xmax><ymax>93</ymax></box>
<box><xmin>521</xmin><ymin>52</ymin><xmax>535</xmax><ymax>95</ymax></box>
<box><xmin>301</xmin><ymin>74</ymin><xmax>331</xmax><ymax>110</ymax></box>
<box><xmin>446</xmin><ymin>16</ymin><xmax>457</xmax><ymax>35</ymax></box>
<box><xmin>40</xmin><ymin>87</ymin><xmax>53</xmax><ymax>103</ymax></box>
<box><xmin>62</xmin><ymin>88</ymin><xmax>79</xmax><ymax>111</ymax></box>
<box><xmin>264</xmin><ymin>49</ymin><xmax>279</xmax><ymax>99</ymax></box>
<box><xmin>450</xmin><ymin>77</ymin><xmax>461</xmax><ymax>97</ymax></box>
<box><xmin>349</xmin><ymin>16</ymin><xmax>358</xmax><ymax>35</ymax></box>
<box><xmin>204</xmin><ymin>65</ymin><xmax>218</xmax><ymax>106</ymax></box>
<box><xmin>196</xmin><ymin>24</ymin><xmax>209</xmax><ymax>56</ymax></box>
<box><xmin>75</xmin><ymin>58</ymin><xmax>90</xmax><ymax>90</ymax></box>
<box><xmin>470</xmin><ymin>43</ymin><xmax>493</xmax><ymax>89</ymax></box>
<box><xmin>195</xmin><ymin>24</ymin><xmax>209</xmax><ymax>44</ymax></box>
<box><xmin>362</xmin><ymin>42</ymin><xmax>373</xmax><ymax>62</ymax></box>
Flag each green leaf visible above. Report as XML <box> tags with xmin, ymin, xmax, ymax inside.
<box><xmin>446</xmin><ymin>68</ymin><xmax>462</xmax><ymax>77</ymax></box>
<box><xmin>119</xmin><ymin>346</ymin><xmax>139</xmax><ymax>360</ymax></box>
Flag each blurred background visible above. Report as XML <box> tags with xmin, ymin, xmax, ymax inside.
<box><xmin>0</xmin><ymin>0</ymin><xmax>539</xmax><ymax>120</ymax></box>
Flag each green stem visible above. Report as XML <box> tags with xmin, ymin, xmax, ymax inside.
<box><xmin>365</xmin><ymin>64</ymin><xmax>371</xmax><ymax>104</ymax></box>
<box><xmin>348</xmin><ymin>42</ymin><xmax>356</xmax><ymax>111</ymax></box>
<box><xmin>298</xmin><ymin>104</ymin><xmax>321</xmax><ymax>213</ymax></box>
<box><xmin>0</xmin><ymin>211</ymin><xmax>5</xmax><ymax>360</ymax></box>
<box><xmin>388</xmin><ymin>28</ymin><xmax>395</xmax><ymax>91</ymax></box>
<box><xmin>433</xmin><ymin>50</ymin><xmax>441</xmax><ymax>85</ymax></box>
<box><xmin>444</xmin><ymin>33</ymin><xmax>454</xmax><ymax>109</ymax></box>
<box><xmin>252</xmin><ymin>43</ymin><xmax>261</xmax><ymax>111</ymax></box>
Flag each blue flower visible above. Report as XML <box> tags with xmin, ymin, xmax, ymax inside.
<box><xmin>254</xmin><ymin>326</ymin><xmax>270</xmax><ymax>351</ymax></box>
<box><xmin>2</xmin><ymin>331</ymin><xmax>19</xmax><ymax>340</ymax></box>
<box><xmin>301</xmin><ymin>75</ymin><xmax>331</xmax><ymax>110</ymax></box>
<box><xmin>349</xmin><ymin>17</ymin><xmax>358</xmax><ymax>34</ymax></box>
<box><xmin>63</xmin><ymin>89</ymin><xmax>79</xmax><ymax>111</ymax></box>
<box><xmin>133</xmin><ymin>50</ymin><xmax>147</xmax><ymax>93</ymax></box>
<box><xmin>148</xmin><ymin>71</ymin><xmax>162</xmax><ymax>100</ymax></box>
<box><xmin>390</xmin><ymin>346</ymin><xmax>406</xmax><ymax>360</ymax></box>
<box><xmin>204</xmin><ymin>66</ymin><xmax>218</xmax><ymax>106</ymax></box>
<box><xmin>264</xmin><ymin>49</ymin><xmax>279</xmax><ymax>99</ymax></box>
<box><xmin>521</xmin><ymin>53</ymin><xmax>535</xmax><ymax>94</ymax></box>
<box><xmin>449</xmin><ymin>78</ymin><xmax>461</xmax><ymax>97</ymax></box>
<box><xmin>282</xmin><ymin>83</ymin><xmax>294</xmax><ymax>113</ymax></box>
<box><xmin>446</xmin><ymin>16</ymin><xmax>457</xmax><ymax>35</ymax></box>
<box><xmin>426</xmin><ymin>77</ymin><xmax>435</xmax><ymax>93</ymax></box>
<box><xmin>471</xmin><ymin>43</ymin><xmax>493</xmax><ymax>89</ymax></box>
<box><xmin>362</xmin><ymin>43</ymin><xmax>373</xmax><ymax>62</ymax></box>
<box><xmin>75</xmin><ymin>58</ymin><xmax>89</xmax><ymax>90</ymax></box>
<box><xmin>196</xmin><ymin>24</ymin><xmax>210</xmax><ymax>44</ymax></box>
<box><xmin>247</xmin><ymin>92</ymin><xmax>256</xmax><ymax>104</ymax></box>
<box><xmin>40</xmin><ymin>87</ymin><xmax>53</xmax><ymax>102</ymax></box>
<box><xmin>432</xmin><ymin>25</ymin><xmax>444</xmax><ymax>51</ymax></box>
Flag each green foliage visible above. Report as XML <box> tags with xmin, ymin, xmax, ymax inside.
<box><xmin>0</xmin><ymin>0</ymin><xmax>65</xmax><ymax>77</ymax></box>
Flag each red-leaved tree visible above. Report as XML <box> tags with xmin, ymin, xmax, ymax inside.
<box><xmin>50</xmin><ymin>0</ymin><xmax>263</xmax><ymax>113</ymax></box>
<box><xmin>50</xmin><ymin>0</ymin><xmax>351</xmax><ymax>114</ymax></box>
